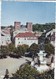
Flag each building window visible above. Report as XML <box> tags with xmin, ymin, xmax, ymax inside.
<box><xmin>19</xmin><ymin>42</ymin><xmax>20</xmax><ymax>43</ymax></box>
<box><xmin>25</xmin><ymin>38</ymin><xmax>26</xmax><ymax>40</ymax></box>
<box><xmin>18</xmin><ymin>38</ymin><xmax>19</xmax><ymax>40</ymax></box>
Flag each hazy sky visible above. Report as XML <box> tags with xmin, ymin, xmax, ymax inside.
<box><xmin>1</xmin><ymin>1</ymin><xmax>55</xmax><ymax>26</ymax></box>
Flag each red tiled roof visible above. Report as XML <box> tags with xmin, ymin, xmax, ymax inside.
<box><xmin>15</xmin><ymin>32</ymin><xmax>38</xmax><ymax>38</ymax></box>
<box><xmin>2</xmin><ymin>27</ymin><xmax>10</xmax><ymax>34</ymax></box>
<box><xmin>2</xmin><ymin>29</ymin><xmax>10</xmax><ymax>34</ymax></box>
<box><xmin>2</xmin><ymin>31</ymin><xmax>10</xmax><ymax>34</ymax></box>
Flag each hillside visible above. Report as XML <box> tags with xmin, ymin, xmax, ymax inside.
<box><xmin>33</xmin><ymin>23</ymin><xmax>55</xmax><ymax>32</ymax></box>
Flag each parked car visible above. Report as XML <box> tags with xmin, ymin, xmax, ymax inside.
<box><xmin>25</xmin><ymin>52</ymin><xmax>33</xmax><ymax>57</ymax></box>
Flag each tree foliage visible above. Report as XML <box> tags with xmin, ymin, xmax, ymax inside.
<box><xmin>13</xmin><ymin>44</ymin><xmax>29</xmax><ymax>56</ymax></box>
<box><xmin>12</xmin><ymin>64</ymin><xmax>39</xmax><ymax>79</ymax></box>
<box><xmin>1</xmin><ymin>46</ymin><xmax>9</xmax><ymax>54</ymax></box>
<box><xmin>45</xmin><ymin>43</ymin><xmax>54</xmax><ymax>55</ymax></box>
<box><xmin>29</xmin><ymin>43</ymin><xmax>39</xmax><ymax>54</ymax></box>
<box><xmin>33</xmin><ymin>23</ymin><xmax>55</xmax><ymax>32</ymax></box>
<box><xmin>12</xmin><ymin>64</ymin><xmax>54</xmax><ymax>79</ymax></box>
<box><xmin>8</xmin><ymin>43</ymin><xmax>15</xmax><ymax>52</ymax></box>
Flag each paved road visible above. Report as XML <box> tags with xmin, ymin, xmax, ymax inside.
<box><xmin>0</xmin><ymin>56</ymin><xmax>32</xmax><ymax>79</ymax></box>
<box><xmin>0</xmin><ymin>56</ymin><xmax>54</xmax><ymax>79</ymax></box>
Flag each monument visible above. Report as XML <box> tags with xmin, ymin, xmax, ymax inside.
<box><xmin>31</xmin><ymin>30</ymin><xmax>47</xmax><ymax>66</ymax></box>
<box><xmin>31</xmin><ymin>30</ymin><xmax>54</xmax><ymax>72</ymax></box>
<box><xmin>37</xmin><ymin>31</ymin><xmax>47</xmax><ymax>64</ymax></box>
<box><xmin>37</xmin><ymin>50</ymin><xmax>47</xmax><ymax>64</ymax></box>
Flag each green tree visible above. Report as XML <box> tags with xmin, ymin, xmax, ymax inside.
<box><xmin>8</xmin><ymin>43</ymin><xmax>15</xmax><ymax>53</ymax></box>
<box><xmin>22</xmin><ymin>44</ymin><xmax>29</xmax><ymax>53</ymax></box>
<box><xmin>29</xmin><ymin>43</ymin><xmax>39</xmax><ymax>56</ymax></box>
<box><xmin>12</xmin><ymin>64</ymin><xmax>39</xmax><ymax>79</ymax></box>
<box><xmin>16</xmin><ymin>44</ymin><xmax>29</xmax><ymax>56</ymax></box>
<box><xmin>12</xmin><ymin>65</ymin><xmax>54</xmax><ymax>79</ymax></box>
<box><xmin>17</xmin><ymin>45</ymin><xmax>25</xmax><ymax>56</ymax></box>
<box><xmin>32</xmin><ymin>23</ymin><xmax>55</xmax><ymax>32</ymax></box>
<box><xmin>45</xmin><ymin>43</ymin><xmax>54</xmax><ymax>55</ymax></box>
<box><xmin>13</xmin><ymin>47</ymin><xmax>21</xmax><ymax>56</ymax></box>
<box><xmin>1</xmin><ymin>46</ymin><xmax>9</xmax><ymax>55</ymax></box>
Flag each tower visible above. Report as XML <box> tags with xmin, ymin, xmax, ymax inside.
<box><xmin>14</xmin><ymin>21</ymin><xmax>21</xmax><ymax>30</ymax></box>
<box><xmin>26</xmin><ymin>22</ymin><xmax>32</xmax><ymax>31</ymax></box>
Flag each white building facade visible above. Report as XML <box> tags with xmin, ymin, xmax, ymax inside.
<box><xmin>15</xmin><ymin>32</ymin><xmax>38</xmax><ymax>47</ymax></box>
<box><xmin>1</xmin><ymin>31</ymin><xmax>11</xmax><ymax>46</ymax></box>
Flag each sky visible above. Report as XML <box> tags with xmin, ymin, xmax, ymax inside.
<box><xmin>1</xmin><ymin>1</ymin><xmax>55</xmax><ymax>26</ymax></box>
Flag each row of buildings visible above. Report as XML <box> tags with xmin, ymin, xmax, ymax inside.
<box><xmin>1</xmin><ymin>21</ymin><xmax>55</xmax><ymax>47</ymax></box>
